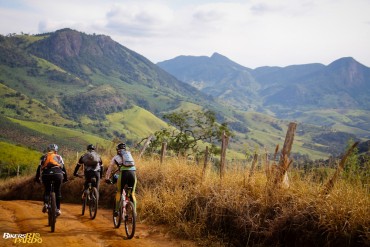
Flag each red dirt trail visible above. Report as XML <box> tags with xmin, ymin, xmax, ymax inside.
<box><xmin>0</xmin><ymin>200</ymin><xmax>197</xmax><ymax>247</ymax></box>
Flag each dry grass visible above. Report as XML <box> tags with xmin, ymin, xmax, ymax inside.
<box><xmin>1</xmin><ymin>154</ymin><xmax>369</xmax><ymax>247</ymax></box>
<box><xmin>137</xmin><ymin>156</ymin><xmax>369</xmax><ymax>247</ymax></box>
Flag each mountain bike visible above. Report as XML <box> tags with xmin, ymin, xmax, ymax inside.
<box><xmin>78</xmin><ymin>174</ymin><xmax>99</xmax><ymax>219</ymax></box>
<box><xmin>46</xmin><ymin>180</ymin><xmax>57</xmax><ymax>232</ymax></box>
<box><xmin>112</xmin><ymin>184</ymin><xmax>136</xmax><ymax>239</ymax></box>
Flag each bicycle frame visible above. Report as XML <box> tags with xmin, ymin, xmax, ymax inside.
<box><xmin>79</xmin><ymin>174</ymin><xmax>99</xmax><ymax>219</ymax></box>
<box><xmin>110</xmin><ymin>170</ymin><xmax>136</xmax><ymax>239</ymax></box>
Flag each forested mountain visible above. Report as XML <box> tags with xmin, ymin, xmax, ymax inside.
<box><xmin>1</xmin><ymin>28</ymin><xmax>216</xmax><ymax>118</ymax></box>
<box><xmin>158</xmin><ymin>54</ymin><xmax>370</xmax><ymax>112</ymax></box>
<box><xmin>0</xmin><ymin>28</ymin><xmax>367</xmax><ymax>163</ymax></box>
<box><xmin>158</xmin><ymin>53</ymin><xmax>370</xmax><ymax>139</ymax></box>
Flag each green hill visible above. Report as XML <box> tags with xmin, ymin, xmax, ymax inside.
<box><xmin>1</xmin><ymin>28</ymin><xmax>362</xmax><ymax>174</ymax></box>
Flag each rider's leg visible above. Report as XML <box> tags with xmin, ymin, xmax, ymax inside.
<box><xmin>115</xmin><ymin>173</ymin><xmax>122</xmax><ymax>212</ymax></box>
<box><xmin>41</xmin><ymin>175</ymin><xmax>50</xmax><ymax>212</ymax></box>
<box><xmin>130</xmin><ymin>173</ymin><xmax>137</xmax><ymax>213</ymax></box>
<box><xmin>54</xmin><ymin>174</ymin><xmax>63</xmax><ymax>210</ymax></box>
<box><xmin>122</xmin><ymin>171</ymin><xmax>137</xmax><ymax>212</ymax></box>
<box><xmin>94</xmin><ymin>171</ymin><xmax>100</xmax><ymax>192</ymax></box>
<box><xmin>42</xmin><ymin>175</ymin><xmax>51</xmax><ymax>204</ymax></box>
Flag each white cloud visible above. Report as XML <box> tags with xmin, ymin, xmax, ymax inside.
<box><xmin>0</xmin><ymin>0</ymin><xmax>369</xmax><ymax>68</ymax></box>
<box><xmin>104</xmin><ymin>3</ymin><xmax>174</xmax><ymax>37</ymax></box>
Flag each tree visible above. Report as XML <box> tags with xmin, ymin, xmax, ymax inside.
<box><xmin>148</xmin><ymin>110</ymin><xmax>232</xmax><ymax>156</ymax></box>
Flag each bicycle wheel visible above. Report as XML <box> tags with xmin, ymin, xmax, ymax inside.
<box><xmin>82</xmin><ymin>191</ymin><xmax>87</xmax><ymax>215</ymax></box>
<box><xmin>47</xmin><ymin>203</ymin><xmax>51</xmax><ymax>226</ymax></box>
<box><xmin>112</xmin><ymin>197</ymin><xmax>122</xmax><ymax>228</ymax></box>
<box><xmin>50</xmin><ymin>192</ymin><xmax>56</xmax><ymax>232</ymax></box>
<box><xmin>89</xmin><ymin>187</ymin><xmax>98</xmax><ymax>219</ymax></box>
<box><xmin>124</xmin><ymin>201</ymin><xmax>136</xmax><ymax>239</ymax></box>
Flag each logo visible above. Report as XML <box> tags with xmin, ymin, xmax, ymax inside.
<box><xmin>3</xmin><ymin>233</ymin><xmax>42</xmax><ymax>244</ymax></box>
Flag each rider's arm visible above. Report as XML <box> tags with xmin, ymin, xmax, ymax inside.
<box><xmin>99</xmin><ymin>165</ymin><xmax>104</xmax><ymax>179</ymax></box>
<box><xmin>35</xmin><ymin>165</ymin><xmax>41</xmax><ymax>183</ymax></box>
<box><xmin>73</xmin><ymin>163</ymin><xmax>81</xmax><ymax>176</ymax></box>
<box><xmin>58</xmin><ymin>155</ymin><xmax>68</xmax><ymax>182</ymax></box>
<box><xmin>35</xmin><ymin>155</ymin><xmax>45</xmax><ymax>183</ymax></box>
<box><xmin>104</xmin><ymin>157</ymin><xmax>116</xmax><ymax>180</ymax></box>
<box><xmin>99</xmin><ymin>157</ymin><xmax>104</xmax><ymax>179</ymax></box>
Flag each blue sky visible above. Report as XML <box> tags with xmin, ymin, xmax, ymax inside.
<box><xmin>0</xmin><ymin>0</ymin><xmax>369</xmax><ymax>68</ymax></box>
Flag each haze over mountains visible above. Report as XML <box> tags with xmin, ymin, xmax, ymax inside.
<box><xmin>1</xmin><ymin>28</ymin><xmax>369</xmax><ymax>160</ymax></box>
<box><xmin>157</xmin><ymin>53</ymin><xmax>370</xmax><ymax>115</ymax></box>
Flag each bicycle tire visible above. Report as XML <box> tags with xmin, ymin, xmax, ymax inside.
<box><xmin>47</xmin><ymin>204</ymin><xmax>51</xmax><ymax>226</ymax></box>
<box><xmin>82</xmin><ymin>191</ymin><xmax>87</xmax><ymax>215</ymax></box>
<box><xmin>112</xmin><ymin>197</ymin><xmax>122</xmax><ymax>228</ymax></box>
<box><xmin>124</xmin><ymin>201</ymin><xmax>136</xmax><ymax>239</ymax></box>
<box><xmin>50</xmin><ymin>192</ymin><xmax>56</xmax><ymax>232</ymax></box>
<box><xmin>89</xmin><ymin>187</ymin><xmax>98</xmax><ymax>219</ymax></box>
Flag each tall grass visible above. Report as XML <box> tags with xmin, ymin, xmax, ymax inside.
<box><xmin>0</xmin><ymin>153</ymin><xmax>368</xmax><ymax>246</ymax></box>
<box><xmin>137</xmin><ymin>156</ymin><xmax>369</xmax><ymax>247</ymax></box>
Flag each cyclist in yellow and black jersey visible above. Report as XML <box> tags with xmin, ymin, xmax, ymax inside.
<box><xmin>105</xmin><ymin>143</ymin><xmax>137</xmax><ymax>216</ymax></box>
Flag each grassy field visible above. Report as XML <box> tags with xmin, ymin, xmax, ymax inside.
<box><xmin>0</xmin><ymin>141</ymin><xmax>42</xmax><ymax>176</ymax></box>
<box><xmin>105</xmin><ymin>105</ymin><xmax>168</xmax><ymax>140</ymax></box>
<box><xmin>9</xmin><ymin>118</ymin><xmax>111</xmax><ymax>147</ymax></box>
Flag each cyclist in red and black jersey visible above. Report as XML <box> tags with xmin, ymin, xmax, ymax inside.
<box><xmin>35</xmin><ymin>144</ymin><xmax>68</xmax><ymax>216</ymax></box>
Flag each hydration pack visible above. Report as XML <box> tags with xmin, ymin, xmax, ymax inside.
<box><xmin>41</xmin><ymin>152</ymin><xmax>62</xmax><ymax>170</ymax></box>
<box><xmin>81</xmin><ymin>151</ymin><xmax>100</xmax><ymax>168</ymax></box>
<box><xmin>118</xmin><ymin>150</ymin><xmax>135</xmax><ymax>167</ymax></box>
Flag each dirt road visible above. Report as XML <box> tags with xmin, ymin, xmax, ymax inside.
<box><xmin>0</xmin><ymin>200</ymin><xmax>197</xmax><ymax>247</ymax></box>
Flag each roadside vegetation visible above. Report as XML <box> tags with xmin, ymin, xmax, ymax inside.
<box><xmin>0</xmin><ymin>145</ymin><xmax>368</xmax><ymax>246</ymax></box>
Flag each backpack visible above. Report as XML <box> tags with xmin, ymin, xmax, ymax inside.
<box><xmin>81</xmin><ymin>151</ymin><xmax>100</xmax><ymax>168</ymax></box>
<box><xmin>119</xmin><ymin>150</ymin><xmax>135</xmax><ymax>167</ymax></box>
<box><xmin>41</xmin><ymin>152</ymin><xmax>62</xmax><ymax>170</ymax></box>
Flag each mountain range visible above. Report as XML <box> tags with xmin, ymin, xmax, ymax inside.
<box><xmin>1</xmin><ymin>28</ymin><xmax>369</xmax><ymax>162</ymax></box>
<box><xmin>157</xmin><ymin>53</ymin><xmax>370</xmax><ymax>140</ymax></box>
<box><xmin>157</xmin><ymin>52</ymin><xmax>370</xmax><ymax>113</ymax></box>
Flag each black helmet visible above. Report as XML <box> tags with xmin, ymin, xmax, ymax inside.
<box><xmin>116</xmin><ymin>143</ymin><xmax>126</xmax><ymax>150</ymax></box>
<box><xmin>47</xmin><ymin>144</ymin><xmax>58</xmax><ymax>152</ymax></box>
<box><xmin>87</xmin><ymin>144</ymin><xmax>95</xmax><ymax>150</ymax></box>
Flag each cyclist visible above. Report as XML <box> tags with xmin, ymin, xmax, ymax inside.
<box><xmin>105</xmin><ymin>143</ymin><xmax>137</xmax><ymax>216</ymax></box>
<box><xmin>73</xmin><ymin>144</ymin><xmax>104</xmax><ymax>195</ymax></box>
<box><xmin>35</xmin><ymin>144</ymin><xmax>68</xmax><ymax>216</ymax></box>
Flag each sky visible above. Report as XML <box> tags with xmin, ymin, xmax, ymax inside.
<box><xmin>0</xmin><ymin>0</ymin><xmax>369</xmax><ymax>68</ymax></box>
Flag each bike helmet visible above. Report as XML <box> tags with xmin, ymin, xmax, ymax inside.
<box><xmin>116</xmin><ymin>143</ymin><xmax>126</xmax><ymax>150</ymax></box>
<box><xmin>87</xmin><ymin>144</ymin><xmax>95</xmax><ymax>150</ymax></box>
<box><xmin>47</xmin><ymin>144</ymin><xmax>59</xmax><ymax>152</ymax></box>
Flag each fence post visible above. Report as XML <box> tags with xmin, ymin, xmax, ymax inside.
<box><xmin>160</xmin><ymin>142</ymin><xmax>167</xmax><ymax>164</ymax></box>
<box><xmin>323</xmin><ymin>141</ymin><xmax>359</xmax><ymax>195</ymax></box>
<box><xmin>202</xmin><ymin>146</ymin><xmax>209</xmax><ymax>182</ymax></box>
<box><xmin>274</xmin><ymin>122</ymin><xmax>297</xmax><ymax>187</ymax></box>
<box><xmin>220</xmin><ymin>131</ymin><xmax>229</xmax><ymax>179</ymax></box>
<box><xmin>248</xmin><ymin>152</ymin><xmax>258</xmax><ymax>183</ymax></box>
<box><xmin>139</xmin><ymin>135</ymin><xmax>153</xmax><ymax>158</ymax></box>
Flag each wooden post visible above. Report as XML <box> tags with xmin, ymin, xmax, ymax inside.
<box><xmin>160</xmin><ymin>142</ymin><xmax>167</xmax><ymax>164</ymax></box>
<box><xmin>274</xmin><ymin>122</ymin><xmax>297</xmax><ymax>187</ymax></box>
<box><xmin>139</xmin><ymin>135</ymin><xmax>153</xmax><ymax>158</ymax></box>
<box><xmin>17</xmin><ymin>165</ymin><xmax>20</xmax><ymax>177</ymax></box>
<box><xmin>220</xmin><ymin>131</ymin><xmax>229</xmax><ymax>179</ymax></box>
<box><xmin>323</xmin><ymin>141</ymin><xmax>359</xmax><ymax>195</ymax></box>
<box><xmin>248</xmin><ymin>152</ymin><xmax>258</xmax><ymax>183</ymax></box>
<box><xmin>202</xmin><ymin>146</ymin><xmax>209</xmax><ymax>182</ymax></box>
